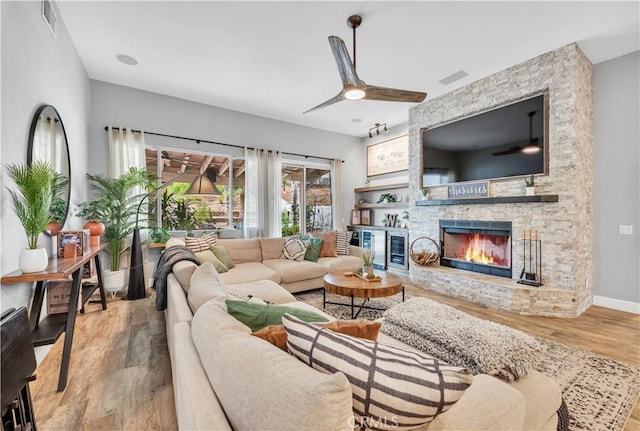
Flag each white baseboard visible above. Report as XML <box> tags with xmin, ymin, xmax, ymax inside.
<box><xmin>593</xmin><ymin>295</ymin><xmax>640</xmax><ymax>314</ymax></box>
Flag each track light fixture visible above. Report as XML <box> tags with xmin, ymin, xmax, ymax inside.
<box><xmin>368</xmin><ymin>122</ymin><xmax>388</xmax><ymax>138</ymax></box>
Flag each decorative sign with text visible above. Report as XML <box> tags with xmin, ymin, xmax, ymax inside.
<box><xmin>448</xmin><ymin>182</ymin><xmax>489</xmax><ymax>198</ymax></box>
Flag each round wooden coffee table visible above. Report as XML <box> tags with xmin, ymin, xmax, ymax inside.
<box><xmin>323</xmin><ymin>271</ymin><xmax>404</xmax><ymax>319</ymax></box>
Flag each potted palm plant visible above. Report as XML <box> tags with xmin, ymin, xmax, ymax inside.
<box><xmin>78</xmin><ymin>168</ymin><xmax>149</xmax><ymax>294</ymax></box>
<box><xmin>4</xmin><ymin>161</ymin><xmax>55</xmax><ymax>273</ymax></box>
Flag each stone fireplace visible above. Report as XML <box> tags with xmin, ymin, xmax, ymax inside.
<box><xmin>407</xmin><ymin>43</ymin><xmax>593</xmax><ymax>317</ymax></box>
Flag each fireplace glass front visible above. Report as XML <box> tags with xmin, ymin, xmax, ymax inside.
<box><xmin>440</xmin><ymin>220</ymin><xmax>512</xmax><ymax>278</ymax></box>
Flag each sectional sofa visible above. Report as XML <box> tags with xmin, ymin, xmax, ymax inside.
<box><xmin>162</xmin><ymin>237</ymin><xmax>564</xmax><ymax>430</ymax></box>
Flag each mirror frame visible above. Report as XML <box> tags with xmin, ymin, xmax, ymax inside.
<box><xmin>27</xmin><ymin>104</ymin><xmax>71</xmax><ymax>234</ymax></box>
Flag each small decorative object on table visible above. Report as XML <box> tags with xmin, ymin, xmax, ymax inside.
<box><xmin>57</xmin><ymin>230</ymin><xmax>90</xmax><ymax>258</ymax></box>
<box><xmin>410</xmin><ymin>237</ymin><xmax>440</xmax><ymax>265</ymax></box>
<box><xmin>518</xmin><ymin>229</ymin><xmax>543</xmax><ymax>287</ymax></box>
<box><xmin>524</xmin><ymin>175</ymin><xmax>536</xmax><ymax>196</ymax></box>
<box><xmin>361</xmin><ymin>250</ymin><xmax>376</xmax><ymax>279</ymax></box>
<box><xmin>421</xmin><ymin>188</ymin><xmax>430</xmax><ymax>200</ymax></box>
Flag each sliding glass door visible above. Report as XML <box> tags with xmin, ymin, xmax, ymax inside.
<box><xmin>281</xmin><ymin>163</ymin><xmax>332</xmax><ymax>236</ymax></box>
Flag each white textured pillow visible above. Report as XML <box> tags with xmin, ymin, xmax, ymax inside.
<box><xmin>281</xmin><ymin>238</ymin><xmax>307</xmax><ymax>261</ymax></box>
<box><xmin>335</xmin><ymin>231</ymin><xmax>353</xmax><ymax>255</ymax></box>
<box><xmin>283</xmin><ymin>313</ymin><xmax>474</xmax><ymax>430</ymax></box>
<box><xmin>187</xmin><ymin>262</ymin><xmax>227</xmax><ymax>313</ymax></box>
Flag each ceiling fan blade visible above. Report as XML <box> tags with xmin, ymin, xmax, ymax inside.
<box><xmin>303</xmin><ymin>92</ymin><xmax>345</xmax><ymax>114</ymax></box>
<box><xmin>363</xmin><ymin>85</ymin><xmax>427</xmax><ymax>103</ymax></box>
<box><xmin>492</xmin><ymin>146</ymin><xmax>523</xmax><ymax>156</ymax></box>
<box><xmin>328</xmin><ymin>36</ymin><xmax>363</xmax><ymax>88</ymax></box>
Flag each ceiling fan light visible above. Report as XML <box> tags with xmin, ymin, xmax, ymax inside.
<box><xmin>344</xmin><ymin>88</ymin><xmax>365</xmax><ymax>100</ymax></box>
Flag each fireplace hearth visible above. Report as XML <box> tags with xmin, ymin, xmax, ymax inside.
<box><xmin>440</xmin><ymin>220</ymin><xmax>512</xmax><ymax>278</ymax></box>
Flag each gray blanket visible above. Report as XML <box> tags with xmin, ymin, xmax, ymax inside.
<box><xmin>381</xmin><ymin>297</ymin><xmax>543</xmax><ymax>382</ymax></box>
<box><xmin>152</xmin><ymin>245</ymin><xmax>200</xmax><ymax>311</ymax></box>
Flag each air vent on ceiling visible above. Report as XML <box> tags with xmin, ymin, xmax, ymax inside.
<box><xmin>438</xmin><ymin>70</ymin><xmax>469</xmax><ymax>86</ymax></box>
<box><xmin>41</xmin><ymin>0</ymin><xmax>57</xmax><ymax>37</ymax></box>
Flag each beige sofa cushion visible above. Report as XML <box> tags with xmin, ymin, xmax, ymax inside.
<box><xmin>262</xmin><ymin>259</ymin><xmax>328</xmax><ymax>284</ymax></box>
<box><xmin>217</xmin><ymin>238</ymin><xmax>262</xmax><ymax>263</ymax></box>
<box><xmin>509</xmin><ymin>369</ymin><xmax>562</xmax><ymax>430</ymax></box>
<box><xmin>260</xmin><ymin>237</ymin><xmax>286</xmax><ymax>260</ymax></box>
<box><xmin>173</xmin><ymin>260</ymin><xmax>198</xmax><ymax>293</ymax></box>
<box><xmin>187</xmin><ymin>262</ymin><xmax>227</xmax><ymax>313</ymax></box>
<box><xmin>226</xmin><ymin>280</ymin><xmax>296</xmax><ymax>304</ymax></box>
<box><xmin>318</xmin><ymin>255</ymin><xmax>363</xmax><ymax>272</ymax></box>
<box><xmin>191</xmin><ymin>301</ymin><xmax>354</xmax><ymax>431</ymax></box>
<box><xmin>219</xmin><ymin>262</ymin><xmax>280</xmax><ymax>285</ymax></box>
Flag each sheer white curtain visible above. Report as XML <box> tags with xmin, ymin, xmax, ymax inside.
<box><xmin>244</xmin><ymin>148</ymin><xmax>282</xmax><ymax>238</ymax></box>
<box><xmin>33</xmin><ymin>115</ymin><xmax>64</xmax><ymax>172</ymax></box>
<box><xmin>108</xmin><ymin>126</ymin><xmax>146</xmax><ymax>178</ymax></box>
<box><xmin>331</xmin><ymin>158</ymin><xmax>343</xmax><ymax>230</ymax></box>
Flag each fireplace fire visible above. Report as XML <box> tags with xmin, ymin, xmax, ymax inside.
<box><xmin>440</xmin><ymin>220</ymin><xmax>512</xmax><ymax>278</ymax></box>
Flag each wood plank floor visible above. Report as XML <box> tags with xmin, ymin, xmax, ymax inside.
<box><xmin>30</xmin><ymin>284</ymin><xmax>639</xmax><ymax>430</ymax></box>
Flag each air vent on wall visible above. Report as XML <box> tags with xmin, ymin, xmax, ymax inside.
<box><xmin>438</xmin><ymin>70</ymin><xmax>469</xmax><ymax>86</ymax></box>
<box><xmin>41</xmin><ymin>0</ymin><xmax>57</xmax><ymax>37</ymax></box>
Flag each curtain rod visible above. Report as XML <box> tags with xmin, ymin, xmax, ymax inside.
<box><xmin>103</xmin><ymin>126</ymin><xmax>343</xmax><ymax>162</ymax></box>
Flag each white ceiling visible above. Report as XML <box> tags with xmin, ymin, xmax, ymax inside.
<box><xmin>56</xmin><ymin>1</ymin><xmax>639</xmax><ymax>138</ymax></box>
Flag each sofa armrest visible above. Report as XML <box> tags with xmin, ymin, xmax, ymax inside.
<box><xmin>349</xmin><ymin>245</ymin><xmax>366</xmax><ymax>259</ymax></box>
<box><xmin>422</xmin><ymin>374</ymin><xmax>525</xmax><ymax>431</ymax></box>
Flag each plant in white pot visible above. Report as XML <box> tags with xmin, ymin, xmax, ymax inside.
<box><xmin>524</xmin><ymin>174</ymin><xmax>536</xmax><ymax>196</ymax></box>
<box><xmin>4</xmin><ymin>161</ymin><xmax>56</xmax><ymax>273</ymax></box>
<box><xmin>81</xmin><ymin>168</ymin><xmax>149</xmax><ymax>295</ymax></box>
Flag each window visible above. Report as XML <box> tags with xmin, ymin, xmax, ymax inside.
<box><xmin>145</xmin><ymin>148</ymin><xmax>245</xmax><ymax>232</ymax></box>
<box><xmin>281</xmin><ymin>163</ymin><xmax>332</xmax><ymax>236</ymax></box>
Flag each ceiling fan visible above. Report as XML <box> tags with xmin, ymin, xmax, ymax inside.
<box><xmin>304</xmin><ymin>15</ymin><xmax>427</xmax><ymax>113</ymax></box>
<box><xmin>492</xmin><ymin>111</ymin><xmax>541</xmax><ymax>156</ymax></box>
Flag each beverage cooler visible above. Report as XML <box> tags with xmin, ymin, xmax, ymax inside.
<box><xmin>387</xmin><ymin>231</ymin><xmax>409</xmax><ymax>270</ymax></box>
<box><xmin>361</xmin><ymin>230</ymin><xmax>386</xmax><ymax>270</ymax></box>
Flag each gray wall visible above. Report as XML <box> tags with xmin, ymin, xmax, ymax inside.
<box><xmin>593</xmin><ymin>51</ymin><xmax>640</xmax><ymax>305</ymax></box>
<box><xmin>89</xmin><ymin>81</ymin><xmax>363</xmax><ymax>229</ymax></box>
<box><xmin>1</xmin><ymin>1</ymin><xmax>90</xmax><ymax>312</ymax></box>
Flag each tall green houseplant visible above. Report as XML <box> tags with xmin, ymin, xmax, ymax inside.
<box><xmin>81</xmin><ymin>168</ymin><xmax>150</xmax><ymax>272</ymax></box>
<box><xmin>4</xmin><ymin>161</ymin><xmax>55</xmax><ymax>249</ymax></box>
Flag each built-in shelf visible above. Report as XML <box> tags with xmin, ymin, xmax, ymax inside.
<box><xmin>354</xmin><ymin>183</ymin><xmax>409</xmax><ymax>193</ymax></box>
<box><xmin>355</xmin><ymin>202</ymin><xmax>408</xmax><ymax>209</ymax></box>
<box><xmin>416</xmin><ymin>195</ymin><xmax>559</xmax><ymax>206</ymax></box>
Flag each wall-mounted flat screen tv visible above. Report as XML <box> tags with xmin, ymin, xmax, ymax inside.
<box><xmin>422</xmin><ymin>94</ymin><xmax>547</xmax><ymax>186</ymax></box>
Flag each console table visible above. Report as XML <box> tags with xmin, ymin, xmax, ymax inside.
<box><xmin>1</xmin><ymin>243</ymin><xmax>108</xmax><ymax>392</ymax></box>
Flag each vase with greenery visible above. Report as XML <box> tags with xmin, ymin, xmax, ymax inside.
<box><xmin>524</xmin><ymin>174</ymin><xmax>536</xmax><ymax>196</ymax></box>
<box><xmin>4</xmin><ymin>161</ymin><xmax>55</xmax><ymax>273</ymax></box>
<box><xmin>377</xmin><ymin>193</ymin><xmax>397</xmax><ymax>204</ymax></box>
<box><xmin>361</xmin><ymin>250</ymin><xmax>375</xmax><ymax>279</ymax></box>
<box><xmin>149</xmin><ymin>227</ymin><xmax>171</xmax><ymax>244</ymax></box>
<box><xmin>79</xmin><ymin>168</ymin><xmax>150</xmax><ymax>281</ymax></box>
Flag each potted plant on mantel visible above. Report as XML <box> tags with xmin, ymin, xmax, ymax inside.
<box><xmin>78</xmin><ymin>168</ymin><xmax>150</xmax><ymax>295</ymax></box>
<box><xmin>525</xmin><ymin>174</ymin><xmax>536</xmax><ymax>196</ymax></box>
<box><xmin>4</xmin><ymin>161</ymin><xmax>56</xmax><ymax>273</ymax></box>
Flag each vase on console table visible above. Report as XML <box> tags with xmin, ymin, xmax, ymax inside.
<box><xmin>83</xmin><ymin>221</ymin><xmax>105</xmax><ymax>246</ymax></box>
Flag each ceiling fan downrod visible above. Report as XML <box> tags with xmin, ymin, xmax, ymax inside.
<box><xmin>347</xmin><ymin>15</ymin><xmax>362</xmax><ymax>70</ymax></box>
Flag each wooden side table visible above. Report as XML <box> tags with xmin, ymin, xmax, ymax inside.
<box><xmin>323</xmin><ymin>271</ymin><xmax>404</xmax><ymax>319</ymax></box>
<box><xmin>1</xmin><ymin>243</ymin><xmax>108</xmax><ymax>392</ymax></box>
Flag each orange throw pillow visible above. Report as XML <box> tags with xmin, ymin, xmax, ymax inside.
<box><xmin>313</xmin><ymin>231</ymin><xmax>337</xmax><ymax>257</ymax></box>
<box><xmin>253</xmin><ymin>320</ymin><xmax>382</xmax><ymax>351</ymax></box>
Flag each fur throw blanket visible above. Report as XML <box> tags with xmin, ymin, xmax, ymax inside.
<box><xmin>381</xmin><ymin>297</ymin><xmax>543</xmax><ymax>382</ymax></box>
<box><xmin>152</xmin><ymin>245</ymin><xmax>200</xmax><ymax>311</ymax></box>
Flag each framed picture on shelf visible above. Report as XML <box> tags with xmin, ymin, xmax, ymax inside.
<box><xmin>351</xmin><ymin>210</ymin><xmax>361</xmax><ymax>226</ymax></box>
<box><xmin>360</xmin><ymin>210</ymin><xmax>371</xmax><ymax>226</ymax></box>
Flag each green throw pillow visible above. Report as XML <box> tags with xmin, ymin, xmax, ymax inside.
<box><xmin>194</xmin><ymin>250</ymin><xmax>229</xmax><ymax>273</ymax></box>
<box><xmin>212</xmin><ymin>245</ymin><xmax>235</xmax><ymax>269</ymax></box>
<box><xmin>225</xmin><ymin>300</ymin><xmax>329</xmax><ymax>332</ymax></box>
<box><xmin>301</xmin><ymin>236</ymin><xmax>323</xmax><ymax>262</ymax></box>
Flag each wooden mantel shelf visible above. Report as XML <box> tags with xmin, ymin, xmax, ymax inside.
<box><xmin>416</xmin><ymin>195</ymin><xmax>559</xmax><ymax>206</ymax></box>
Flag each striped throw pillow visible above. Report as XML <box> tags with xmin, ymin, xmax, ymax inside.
<box><xmin>281</xmin><ymin>238</ymin><xmax>307</xmax><ymax>261</ymax></box>
<box><xmin>282</xmin><ymin>314</ymin><xmax>473</xmax><ymax>430</ymax></box>
<box><xmin>184</xmin><ymin>233</ymin><xmax>217</xmax><ymax>253</ymax></box>
<box><xmin>335</xmin><ymin>231</ymin><xmax>353</xmax><ymax>255</ymax></box>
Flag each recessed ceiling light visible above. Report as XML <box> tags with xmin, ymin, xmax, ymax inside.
<box><xmin>351</xmin><ymin>118</ymin><xmax>362</xmax><ymax>123</ymax></box>
<box><xmin>116</xmin><ymin>54</ymin><xmax>138</xmax><ymax>66</ymax></box>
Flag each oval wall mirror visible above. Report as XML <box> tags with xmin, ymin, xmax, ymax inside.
<box><xmin>27</xmin><ymin>105</ymin><xmax>71</xmax><ymax>235</ymax></box>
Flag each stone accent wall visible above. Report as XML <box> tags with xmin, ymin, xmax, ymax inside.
<box><xmin>408</xmin><ymin>44</ymin><xmax>593</xmax><ymax>317</ymax></box>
